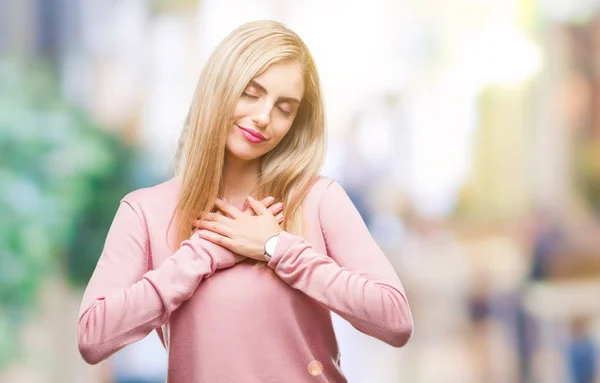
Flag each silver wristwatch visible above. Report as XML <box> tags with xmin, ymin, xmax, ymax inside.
<box><xmin>263</xmin><ymin>234</ymin><xmax>280</xmax><ymax>261</ymax></box>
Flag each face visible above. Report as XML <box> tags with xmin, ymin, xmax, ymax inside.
<box><xmin>226</xmin><ymin>61</ymin><xmax>305</xmax><ymax>163</ymax></box>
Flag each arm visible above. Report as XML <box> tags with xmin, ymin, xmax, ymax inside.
<box><xmin>77</xmin><ymin>199</ymin><xmax>235</xmax><ymax>364</ymax></box>
<box><xmin>267</xmin><ymin>181</ymin><xmax>414</xmax><ymax>347</ymax></box>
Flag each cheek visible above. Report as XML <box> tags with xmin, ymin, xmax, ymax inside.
<box><xmin>231</xmin><ymin>101</ymin><xmax>246</xmax><ymax>121</ymax></box>
<box><xmin>269</xmin><ymin>122</ymin><xmax>294</xmax><ymax>146</ymax></box>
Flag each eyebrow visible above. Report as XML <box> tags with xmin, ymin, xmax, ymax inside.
<box><xmin>248</xmin><ymin>79</ymin><xmax>301</xmax><ymax>105</ymax></box>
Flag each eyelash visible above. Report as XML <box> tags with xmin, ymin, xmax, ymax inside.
<box><xmin>242</xmin><ymin>92</ymin><xmax>292</xmax><ymax>116</ymax></box>
<box><xmin>242</xmin><ymin>92</ymin><xmax>258</xmax><ymax>99</ymax></box>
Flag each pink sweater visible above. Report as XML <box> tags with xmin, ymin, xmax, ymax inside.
<box><xmin>77</xmin><ymin>176</ymin><xmax>413</xmax><ymax>382</ymax></box>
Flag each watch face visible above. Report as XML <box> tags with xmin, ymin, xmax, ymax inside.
<box><xmin>265</xmin><ymin>235</ymin><xmax>279</xmax><ymax>256</ymax></box>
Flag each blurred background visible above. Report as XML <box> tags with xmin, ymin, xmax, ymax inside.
<box><xmin>2</xmin><ymin>0</ymin><xmax>600</xmax><ymax>382</ymax></box>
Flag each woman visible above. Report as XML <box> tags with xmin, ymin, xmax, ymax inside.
<box><xmin>77</xmin><ymin>20</ymin><xmax>413</xmax><ymax>382</ymax></box>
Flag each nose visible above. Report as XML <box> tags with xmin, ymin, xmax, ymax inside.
<box><xmin>251</xmin><ymin>100</ymin><xmax>271</xmax><ymax>128</ymax></box>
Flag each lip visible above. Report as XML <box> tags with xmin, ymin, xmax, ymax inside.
<box><xmin>237</xmin><ymin>125</ymin><xmax>267</xmax><ymax>142</ymax></box>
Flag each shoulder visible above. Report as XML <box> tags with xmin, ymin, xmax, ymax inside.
<box><xmin>305</xmin><ymin>175</ymin><xmax>334</xmax><ymax>199</ymax></box>
<box><xmin>310</xmin><ymin>175</ymin><xmax>335</xmax><ymax>194</ymax></box>
<box><xmin>120</xmin><ymin>177</ymin><xmax>180</xmax><ymax>213</ymax></box>
<box><xmin>306</xmin><ymin>176</ymin><xmax>362</xmax><ymax>219</ymax></box>
<box><xmin>311</xmin><ymin>175</ymin><xmax>350</xmax><ymax>197</ymax></box>
<box><xmin>304</xmin><ymin>175</ymin><xmax>344</xmax><ymax>209</ymax></box>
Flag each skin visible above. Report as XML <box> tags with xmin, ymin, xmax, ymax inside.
<box><xmin>196</xmin><ymin>61</ymin><xmax>305</xmax><ymax>262</ymax></box>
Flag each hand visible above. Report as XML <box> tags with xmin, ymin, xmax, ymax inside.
<box><xmin>194</xmin><ymin>196</ymin><xmax>284</xmax><ymax>227</ymax></box>
<box><xmin>241</xmin><ymin>196</ymin><xmax>284</xmax><ymax>223</ymax></box>
<box><xmin>193</xmin><ymin>196</ymin><xmax>284</xmax><ymax>264</ymax></box>
<box><xmin>196</xmin><ymin>196</ymin><xmax>282</xmax><ymax>261</ymax></box>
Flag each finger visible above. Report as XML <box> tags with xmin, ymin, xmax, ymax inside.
<box><xmin>243</xmin><ymin>196</ymin><xmax>274</xmax><ymax>216</ymax></box>
<box><xmin>204</xmin><ymin>212</ymin><xmax>218</xmax><ymax>221</ymax></box>
<box><xmin>196</xmin><ymin>230</ymin><xmax>236</xmax><ymax>251</ymax></box>
<box><xmin>215</xmin><ymin>198</ymin><xmax>243</xmax><ymax>219</ymax></box>
<box><xmin>193</xmin><ymin>215</ymin><xmax>208</xmax><ymax>227</ymax></box>
<box><xmin>275</xmin><ymin>213</ymin><xmax>284</xmax><ymax>224</ymax></box>
<box><xmin>205</xmin><ymin>212</ymin><xmax>233</xmax><ymax>224</ymax></box>
<box><xmin>268</xmin><ymin>202</ymin><xmax>283</xmax><ymax>216</ymax></box>
<box><xmin>260</xmin><ymin>196</ymin><xmax>275</xmax><ymax>207</ymax></box>
<box><xmin>247</xmin><ymin>196</ymin><xmax>270</xmax><ymax>216</ymax></box>
<box><xmin>195</xmin><ymin>214</ymin><xmax>226</xmax><ymax>228</ymax></box>
<box><xmin>196</xmin><ymin>220</ymin><xmax>235</xmax><ymax>238</ymax></box>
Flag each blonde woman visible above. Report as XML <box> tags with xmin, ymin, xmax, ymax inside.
<box><xmin>77</xmin><ymin>20</ymin><xmax>413</xmax><ymax>382</ymax></box>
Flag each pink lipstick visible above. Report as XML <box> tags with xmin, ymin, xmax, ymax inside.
<box><xmin>237</xmin><ymin>125</ymin><xmax>266</xmax><ymax>143</ymax></box>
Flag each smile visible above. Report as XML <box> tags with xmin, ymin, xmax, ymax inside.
<box><xmin>237</xmin><ymin>125</ymin><xmax>267</xmax><ymax>143</ymax></box>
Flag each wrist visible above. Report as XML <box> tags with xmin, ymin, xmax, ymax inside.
<box><xmin>263</xmin><ymin>233</ymin><xmax>280</xmax><ymax>261</ymax></box>
<box><xmin>190</xmin><ymin>229</ymin><xmax>235</xmax><ymax>269</ymax></box>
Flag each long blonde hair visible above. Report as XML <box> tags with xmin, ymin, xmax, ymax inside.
<box><xmin>173</xmin><ymin>20</ymin><xmax>326</xmax><ymax>246</ymax></box>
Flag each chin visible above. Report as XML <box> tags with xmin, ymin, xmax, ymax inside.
<box><xmin>226</xmin><ymin>144</ymin><xmax>264</xmax><ymax>162</ymax></box>
<box><xmin>233</xmin><ymin>152</ymin><xmax>262</xmax><ymax>161</ymax></box>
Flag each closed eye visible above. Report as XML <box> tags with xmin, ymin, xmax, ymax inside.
<box><xmin>277</xmin><ymin>101</ymin><xmax>294</xmax><ymax>116</ymax></box>
<box><xmin>278</xmin><ymin>106</ymin><xmax>292</xmax><ymax>116</ymax></box>
<box><xmin>242</xmin><ymin>92</ymin><xmax>259</xmax><ymax>99</ymax></box>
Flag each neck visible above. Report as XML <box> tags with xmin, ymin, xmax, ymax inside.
<box><xmin>222</xmin><ymin>153</ymin><xmax>261</xmax><ymax>208</ymax></box>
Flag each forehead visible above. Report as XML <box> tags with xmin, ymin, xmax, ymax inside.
<box><xmin>252</xmin><ymin>62</ymin><xmax>305</xmax><ymax>100</ymax></box>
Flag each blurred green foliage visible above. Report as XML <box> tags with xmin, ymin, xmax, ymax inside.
<box><xmin>0</xmin><ymin>58</ymin><xmax>136</xmax><ymax>368</ymax></box>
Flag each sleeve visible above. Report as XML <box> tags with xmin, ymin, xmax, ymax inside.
<box><xmin>267</xmin><ymin>180</ymin><xmax>414</xmax><ymax>347</ymax></box>
<box><xmin>77</xmin><ymin>199</ymin><xmax>236</xmax><ymax>364</ymax></box>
